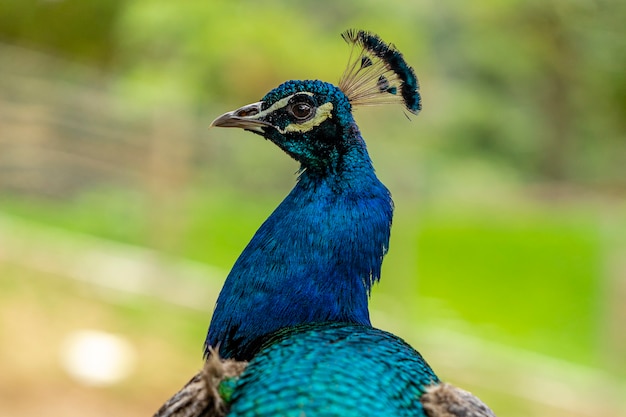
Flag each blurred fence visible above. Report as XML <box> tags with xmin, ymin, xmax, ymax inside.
<box><xmin>0</xmin><ymin>44</ymin><xmax>194</xmax><ymax>199</ymax></box>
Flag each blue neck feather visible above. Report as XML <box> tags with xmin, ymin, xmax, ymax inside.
<box><xmin>206</xmin><ymin>124</ymin><xmax>393</xmax><ymax>360</ymax></box>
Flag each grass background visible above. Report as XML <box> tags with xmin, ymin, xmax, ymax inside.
<box><xmin>2</xmin><ymin>186</ymin><xmax>620</xmax><ymax>371</ymax></box>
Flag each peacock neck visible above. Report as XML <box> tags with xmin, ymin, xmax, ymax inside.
<box><xmin>206</xmin><ymin>133</ymin><xmax>393</xmax><ymax>360</ymax></box>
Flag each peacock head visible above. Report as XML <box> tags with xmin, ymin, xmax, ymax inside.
<box><xmin>211</xmin><ymin>30</ymin><xmax>421</xmax><ymax>173</ymax></box>
<box><xmin>211</xmin><ymin>80</ymin><xmax>356</xmax><ymax>172</ymax></box>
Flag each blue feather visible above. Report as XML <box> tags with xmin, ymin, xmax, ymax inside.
<box><xmin>206</xmin><ymin>81</ymin><xmax>393</xmax><ymax>358</ymax></box>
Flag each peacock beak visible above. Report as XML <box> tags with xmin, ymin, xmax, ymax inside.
<box><xmin>210</xmin><ymin>102</ymin><xmax>271</xmax><ymax>133</ymax></box>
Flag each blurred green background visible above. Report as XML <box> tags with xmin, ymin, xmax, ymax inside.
<box><xmin>0</xmin><ymin>1</ymin><xmax>625</xmax><ymax>416</ymax></box>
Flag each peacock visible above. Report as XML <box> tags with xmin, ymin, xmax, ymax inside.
<box><xmin>154</xmin><ymin>30</ymin><xmax>496</xmax><ymax>417</ymax></box>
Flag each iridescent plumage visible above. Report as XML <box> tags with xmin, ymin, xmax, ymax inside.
<box><xmin>228</xmin><ymin>323</ymin><xmax>438</xmax><ymax>417</ymax></box>
<box><xmin>154</xmin><ymin>29</ymin><xmax>495</xmax><ymax>417</ymax></box>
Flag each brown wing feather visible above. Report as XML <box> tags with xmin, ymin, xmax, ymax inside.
<box><xmin>421</xmin><ymin>383</ymin><xmax>497</xmax><ymax>417</ymax></box>
<box><xmin>153</xmin><ymin>349</ymin><xmax>247</xmax><ymax>417</ymax></box>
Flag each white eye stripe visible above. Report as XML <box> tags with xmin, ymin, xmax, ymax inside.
<box><xmin>251</xmin><ymin>92</ymin><xmax>315</xmax><ymax>120</ymax></box>
<box><xmin>249</xmin><ymin>92</ymin><xmax>331</xmax><ymax>134</ymax></box>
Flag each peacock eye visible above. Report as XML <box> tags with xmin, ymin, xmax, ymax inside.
<box><xmin>288</xmin><ymin>101</ymin><xmax>314</xmax><ymax>121</ymax></box>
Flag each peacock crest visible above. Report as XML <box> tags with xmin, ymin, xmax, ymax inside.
<box><xmin>338</xmin><ymin>29</ymin><xmax>421</xmax><ymax>114</ymax></box>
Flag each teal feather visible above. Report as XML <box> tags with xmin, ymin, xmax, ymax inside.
<box><xmin>227</xmin><ymin>323</ymin><xmax>439</xmax><ymax>417</ymax></box>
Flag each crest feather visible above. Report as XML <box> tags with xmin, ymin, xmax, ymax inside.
<box><xmin>338</xmin><ymin>29</ymin><xmax>421</xmax><ymax>114</ymax></box>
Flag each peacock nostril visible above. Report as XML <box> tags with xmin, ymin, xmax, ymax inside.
<box><xmin>236</xmin><ymin>107</ymin><xmax>259</xmax><ymax>117</ymax></box>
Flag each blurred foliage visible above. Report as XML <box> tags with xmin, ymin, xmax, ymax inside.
<box><xmin>0</xmin><ymin>0</ymin><xmax>124</xmax><ymax>67</ymax></box>
<box><xmin>1</xmin><ymin>0</ymin><xmax>623</xmax><ymax>184</ymax></box>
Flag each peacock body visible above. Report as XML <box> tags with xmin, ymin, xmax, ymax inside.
<box><xmin>154</xmin><ymin>30</ymin><xmax>496</xmax><ymax>417</ymax></box>
<box><xmin>228</xmin><ymin>323</ymin><xmax>439</xmax><ymax>416</ymax></box>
